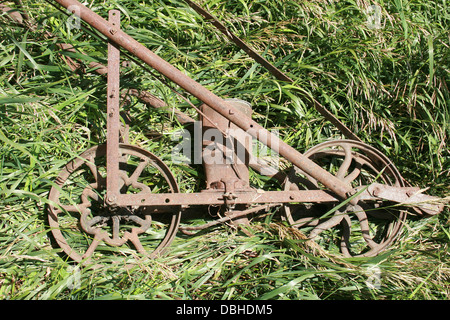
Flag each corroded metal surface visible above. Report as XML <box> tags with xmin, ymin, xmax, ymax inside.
<box><xmin>44</xmin><ymin>1</ymin><xmax>445</xmax><ymax>261</ymax></box>
<box><xmin>48</xmin><ymin>144</ymin><xmax>182</xmax><ymax>263</ymax></box>
<box><xmin>281</xmin><ymin>140</ymin><xmax>435</xmax><ymax>257</ymax></box>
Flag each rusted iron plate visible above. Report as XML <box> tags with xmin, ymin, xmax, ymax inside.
<box><xmin>116</xmin><ymin>189</ymin><xmax>339</xmax><ymax>207</ymax></box>
<box><xmin>366</xmin><ymin>183</ymin><xmax>444</xmax><ymax>216</ymax></box>
<box><xmin>201</xmin><ymin>99</ymin><xmax>253</xmax><ymax>192</ymax></box>
<box><xmin>106</xmin><ymin>9</ymin><xmax>121</xmax><ymax>202</ymax></box>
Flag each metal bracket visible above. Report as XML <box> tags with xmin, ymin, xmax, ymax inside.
<box><xmin>105</xmin><ymin>9</ymin><xmax>121</xmax><ymax>206</ymax></box>
<box><xmin>367</xmin><ymin>183</ymin><xmax>444</xmax><ymax>216</ymax></box>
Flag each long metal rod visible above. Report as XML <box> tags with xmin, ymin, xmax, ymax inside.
<box><xmin>106</xmin><ymin>9</ymin><xmax>121</xmax><ymax>200</ymax></box>
<box><xmin>53</xmin><ymin>0</ymin><xmax>353</xmax><ymax>200</ymax></box>
<box><xmin>117</xmin><ymin>190</ymin><xmax>339</xmax><ymax>207</ymax></box>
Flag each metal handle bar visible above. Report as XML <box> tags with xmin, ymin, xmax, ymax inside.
<box><xmin>53</xmin><ymin>0</ymin><xmax>353</xmax><ymax>201</ymax></box>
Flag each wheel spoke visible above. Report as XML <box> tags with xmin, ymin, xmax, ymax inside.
<box><xmin>353</xmin><ymin>207</ymin><xmax>378</xmax><ymax>249</ymax></box>
<box><xmin>128</xmin><ymin>232</ymin><xmax>145</xmax><ymax>254</ymax></box>
<box><xmin>309</xmin><ymin>212</ymin><xmax>344</xmax><ymax>239</ymax></box>
<box><xmin>81</xmin><ymin>184</ymin><xmax>100</xmax><ymax>206</ymax></box>
<box><xmin>82</xmin><ymin>234</ymin><xmax>102</xmax><ymax>260</ymax></box>
<box><xmin>85</xmin><ymin>156</ymin><xmax>101</xmax><ymax>184</ymax></box>
<box><xmin>112</xmin><ymin>215</ymin><xmax>121</xmax><ymax>242</ymax></box>
<box><xmin>292</xmin><ymin>216</ymin><xmax>319</xmax><ymax>228</ymax></box>
<box><xmin>130</xmin><ymin>159</ymin><xmax>149</xmax><ymax>182</ymax></box>
<box><xmin>84</xmin><ymin>215</ymin><xmax>105</xmax><ymax>228</ymax></box>
<box><xmin>58</xmin><ymin>204</ymin><xmax>83</xmax><ymax>214</ymax></box>
<box><xmin>343</xmin><ymin>162</ymin><xmax>362</xmax><ymax>185</ymax></box>
<box><xmin>127</xmin><ymin>214</ymin><xmax>151</xmax><ymax>230</ymax></box>
<box><xmin>336</xmin><ymin>143</ymin><xmax>353</xmax><ymax>180</ymax></box>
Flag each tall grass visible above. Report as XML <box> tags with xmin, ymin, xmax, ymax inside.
<box><xmin>0</xmin><ymin>0</ymin><xmax>449</xmax><ymax>299</ymax></box>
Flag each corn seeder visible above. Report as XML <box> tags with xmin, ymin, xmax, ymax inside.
<box><xmin>45</xmin><ymin>0</ymin><xmax>444</xmax><ymax>263</ymax></box>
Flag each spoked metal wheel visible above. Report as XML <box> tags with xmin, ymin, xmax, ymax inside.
<box><xmin>283</xmin><ymin>140</ymin><xmax>408</xmax><ymax>257</ymax></box>
<box><xmin>48</xmin><ymin>144</ymin><xmax>181</xmax><ymax>263</ymax></box>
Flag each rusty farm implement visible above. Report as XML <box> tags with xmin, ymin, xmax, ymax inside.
<box><xmin>42</xmin><ymin>0</ymin><xmax>444</xmax><ymax>263</ymax></box>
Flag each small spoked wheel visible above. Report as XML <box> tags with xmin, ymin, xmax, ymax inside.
<box><xmin>283</xmin><ymin>140</ymin><xmax>408</xmax><ymax>257</ymax></box>
<box><xmin>48</xmin><ymin>144</ymin><xmax>181</xmax><ymax>263</ymax></box>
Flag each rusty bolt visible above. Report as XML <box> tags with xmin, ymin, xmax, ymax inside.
<box><xmin>372</xmin><ymin>186</ymin><xmax>381</xmax><ymax>197</ymax></box>
<box><xmin>106</xmin><ymin>194</ymin><xmax>117</xmax><ymax>206</ymax></box>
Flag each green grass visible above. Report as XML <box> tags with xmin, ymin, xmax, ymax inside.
<box><xmin>0</xmin><ymin>0</ymin><xmax>449</xmax><ymax>300</ymax></box>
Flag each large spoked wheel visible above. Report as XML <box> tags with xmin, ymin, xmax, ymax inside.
<box><xmin>283</xmin><ymin>140</ymin><xmax>408</xmax><ymax>257</ymax></box>
<box><xmin>48</xmin><ymin>144</ymin><xmax>181</xmax><ymax>263</ymax></box>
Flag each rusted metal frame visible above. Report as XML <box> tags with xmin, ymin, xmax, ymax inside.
<box><xmin>15</xmin><ymin>2</ymin><xmax>279</xmax><ymax>179</ymax></box>
<box><xmin>53</xmin><ymin>0</ymin><xmax>354</xmax><ymax>202</ymax></box>
<box><xmin>33</xmin><ymin>0</ymin><xmax>281</xmax><ymax>183</ymax></box>
<box><xmin>105</xmin><ymin>10</ymin><xmax>121</xmax><ymax>202</ymax></box>
<box><xmin>116</xmin><ymin>189</ymin><xmax>339</xmax><ymax>207</ymax></box>
<box><xmin>116</xmin><ymin>183</ymin><xmax>443</xmax><ymax>210</ymax></box>
<box><xmin>183</xmin><ymin>0</ymin><xmax>362</xmax><ymax>142</ymax></box>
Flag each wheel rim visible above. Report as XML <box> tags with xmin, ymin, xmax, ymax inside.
<box><xmin>283</xmin><ymin>140</ymin><xmax>407</xmax><ymax>257</ymax></box>
<box><xmin>48</xmin><ymin>144</ymin><xmax>181</xmax><ymax>263</ymax></box>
